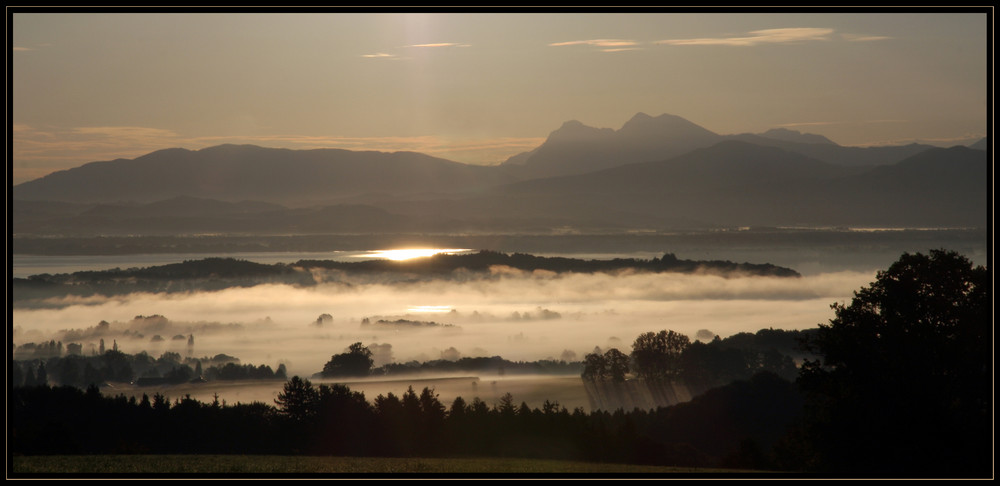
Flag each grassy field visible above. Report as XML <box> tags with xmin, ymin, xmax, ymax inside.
<box><xmin>10</xmin><ymin>455</ymin><xmax>763</xmax><ymax>476</ymax></box>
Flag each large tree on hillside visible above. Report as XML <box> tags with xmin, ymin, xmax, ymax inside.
<box><xmin>796</xmin><ymin>249</ymin><xmax>990</xmax><ymax>477</ymax></box>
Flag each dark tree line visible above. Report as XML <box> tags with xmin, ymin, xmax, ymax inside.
<box><xmin>12</xmin><ymin>349</ymin><xmax>286</xmax><ymax>389</ymax></box>
<box><xmin>319</xmin><ymin>343</ymin><xmax>583</xmax><ymax>379</ymax></box>
<box><xmin>14</xmin><ymin>251</ymin><xmax>798</xmax><ymax>305</ymax></box>
<box><xmin>297</xmin><ymin>250</ymin><xmax>800</xmax><ymax>278</ymax></box>
<box><xmin>10</xmin><ymin>371</ymin><xmax>802</xmax><ymax>470</ymax></box>
<box><xmin>582</xmin><ymin>328</ymin><xmax>805</xmax><ymax>397</ymax></box>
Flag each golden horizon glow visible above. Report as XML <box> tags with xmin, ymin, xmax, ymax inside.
<box><xmin>360</xmin><ymin>248</ymin><xmax>473</xmax><ymax>261</ymax></box>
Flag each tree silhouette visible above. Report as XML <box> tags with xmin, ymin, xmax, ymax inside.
<box><xmin>797</xmin><ymin>250</ymin><xmax>990</xmax><ymax>477</ymax></box>
<box><xmin>274</xmin><ymin>375</ymin><xmax>318</xmax><ymax>423</ymax></box>
<box><xmin>631</xmin><ymin>330</ymin><xmax>690</xmax><ymax>380</ymax></box>
<box><xmin>581</xmin><ymin>351</ymin><xmax>608</xmax><ymax>381</ymax></box>
<box><xmin>603</xmin><ymin>348</ymin><xmax>630</xmax><ymax>382</ymax></box>
<box><xmin>321</xmin><ymin>342</ymin><xmax>374</xmax><ymax>378</ymax></box>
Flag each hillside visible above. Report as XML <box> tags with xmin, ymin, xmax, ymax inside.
<box><xmin>12</xmin><ymin>144</ymin><xmax>518</xmax><ymax>205</ymax></box>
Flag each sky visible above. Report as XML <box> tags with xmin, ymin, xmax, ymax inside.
<box><xmin>9</xmin><ymin>10</ymin><xmax>990</xmax><ymax>186</ymax></box>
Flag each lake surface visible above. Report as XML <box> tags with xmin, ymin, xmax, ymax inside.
<box><xmin>11</xmin><ymin>228</ymin><xmax>988</xmax><ymax>278</ymax></box>
<box><xmin>10</xmin><ymin>250</ymin><xmax>408</xmax><ymax>279</ymax></box>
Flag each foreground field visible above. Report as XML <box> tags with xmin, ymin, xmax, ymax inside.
<box><xmin>11</xmin><ymin>455</ymin><xmax>762</xmax><ymax>476</ymax></box>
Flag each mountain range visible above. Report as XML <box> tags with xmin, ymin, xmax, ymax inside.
<box><xmin>11</xmin><ymin>113</ymin><xmax>989</xmax><ymax>235</ymax></box>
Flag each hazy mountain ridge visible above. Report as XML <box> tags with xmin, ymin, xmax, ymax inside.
<box><xmin>484</xmin><ymin>142</ymin><xmax>987</xmax><ymax>228</ymax></box>
<box><xmin>12</xmin><ymin>144</ymin><xmax>517</xmax><ymax>205</ymax></box>
<box><xmin>11</xmin><ymin>113</ymin><xmax>987</xmax><ymax>235</ymax></box>
<box><xmin>12</xmin><ymin>198</ymin><xmax>414</xmax><ymax>236</ymax></box>
<box><xmin>501</xmin><ymin>113</ymin><xmax>944</xmax><ymax>178</ymax></box>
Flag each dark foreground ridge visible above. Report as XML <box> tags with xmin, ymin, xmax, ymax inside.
<box><xmin>12</xmin><ymin>250</ymin><xmax>800</xmax><ymax>304</ymax></box>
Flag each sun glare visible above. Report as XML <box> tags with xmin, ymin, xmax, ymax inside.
<box><xmin>360</xmin><ymin>248</ymin><xmax>473</xmax><ymax>261</ymax></box>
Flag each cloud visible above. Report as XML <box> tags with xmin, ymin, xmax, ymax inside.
<box><xmin>13</xmin><ymin>46</ymin><xmax>34</xmax><ymax>51</ymax></box>
<box><xmin>362</xmin><ymin>43</ymin><xmax>469</xmax><ymax>61</ymax></box>
<box><xmin>776</xmin><ymin>119</ymin><xmax>909</xmax><ymax>129</ymax></box>
<box><xmin>71</xmin><ymin>126</ymin><xmax>180</xmax><ymax>139</ymax></box>
<box><xmin>12</xmin><ymin>125</ymin><xmax>188</xmax><ymax>184</ymax></box>
<box><xmin>841</xmin><ymin>33</ymin><xmax>892</xmax><ymax>42</ymax></box>
<box><xmin>775</xmin><ymin>121</ymin><xmax>841</xmax><ymax>128</ymax></box>
<box><xmin>657</xmin><ymin>27</ymin><xmax>835</xmax><ymax>46</ymax></box>
<box><xmin>403</xmin><ymin>42</ymin><xmax>470</xmax><ymax>48</ymax></box>
<box><xmin>855</xmin><ymin>134</ymin><xmax>986</xmax><ymax>148</ymax></box>
<box><xmin>549</xmin><ymin>39</ymin><xmax>639</xmax><ymax>48</ymax></box>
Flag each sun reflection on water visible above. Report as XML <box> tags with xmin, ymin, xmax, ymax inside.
<box><xmin>358</xmin><ymin>248</ymin><xmax>473</xmax><ymax>261</ymax></box>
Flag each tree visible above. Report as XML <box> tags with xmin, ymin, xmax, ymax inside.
<box><xmin>631</xmin><ymin>330</ymin><xmax>690</xmax><ymax>380</ymax></box>
<box><xmin>796</xmin><ymin>250</ymin><xmax>990</xmax><ymax>477</ymax></box>
<box><xmin>603</xmin><ymin>348</ymin><xmax>630</xmax><ymax>382</ymax></box>
<box><xmin>274</xmin><ymin>376</ymin><xmax>319</xmax><ymax>423</ymax></box>
<box><xmin>36</xmin><ymin>362</ymin><xmax>48</xmax><ymax>385</ymax></box>
<box><xmin>321</xmin><ymin>342</ymin><xmax>374</xmax><ymax>378</ymax></box>
<box><xmin>581</xmin><ymin>352</ymin><xmax>608</xmax><ymax>381</ymax></box>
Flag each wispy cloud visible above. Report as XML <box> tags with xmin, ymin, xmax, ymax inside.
<box><xmin>403</xmin><ymin>42</ymin><xmax>470</xmax><ymax>48</ymax></box>
<box><xmin>776</xmin><ymin>119</ymin><xmax>909</xmax><ymax>129</ymax></box>
<box><xmin>775</xmin><ymin>121</ymin><xmax>844</xmax><ymax>129</ymax></box>
<box><xmin>549</xmin><ymin>39</ymin><xmax>639</xmax><ymax>49</ymax></box>
<box><xmin>552</xmin><ymin>29</ymin><xmax>884</xmax><ymax>51</ymax></box>
<box><xmin>12</xmin><ymin>125</ymin><xmax>187</xmax><ymax>184</ymax></box>
<box><xmin>657</xmin><ymin>28</ymin><xmax>835</xmax><ymax>46</ymax></box>
<box><xmin>856</xmin><ymin>134</ymin><xmax>986</xmax><ymax>148</ymax></box>
<box><xmin>841</xmin><ymin>33</ymin><xmax>892</xmax><ymax>42</ymax></box>
<box><xmin>601</xmin><ymin>47</ymin><xmax>642</xmax><ymax>53</ymax></box>
<box><xmin>362</xmin><ymin>43</ymin><xmax>469</xmax><ymax>60</ymax></box>
<box><xmin>12</xmin><ymin>46</ymin><xmax>34</xmax><ymax>51</ymax></box>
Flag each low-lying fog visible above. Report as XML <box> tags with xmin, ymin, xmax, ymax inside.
<box><xmin>14</xmin><ymin>268</ymin><xmax>875</xmax><ymax>378</ymax></box>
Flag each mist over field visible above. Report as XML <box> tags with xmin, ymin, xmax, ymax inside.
<box><xmin>12</xmin><ymin>268</ymin><xmax>875</xmax><ymax>379</ymax></box>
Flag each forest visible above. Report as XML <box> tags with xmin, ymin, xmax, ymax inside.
<box><xmin>9</xmin><ymin>250</ymin><xmax>991</xmax><ymax>477</ymax></box>
<box><xmin>12</xmin><ymin>250</ymin><xmax>799</xmax><ymax>305</ymax></box>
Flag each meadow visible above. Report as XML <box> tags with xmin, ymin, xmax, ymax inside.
<box><xmin>11</xmin><ymin>454</ymin><xmax>765</xmax><ymax>476</ymax></box>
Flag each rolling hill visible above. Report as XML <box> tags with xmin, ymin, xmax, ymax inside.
<box><xmin>11</xmin><ymin>144</ymin><xmax>518</xmax><ymax>205</ymax></box>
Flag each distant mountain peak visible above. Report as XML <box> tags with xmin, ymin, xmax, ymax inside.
<box><xmin>758</xmin><ymin>127</ymin><xmax>837</xmax><ymax>145</ymax></box>
<box><xmin>619</xmin><ymin>112</ymin><xmax>716</xmax><ymax>136</ymax></box>
<box><xmin>626</xmin><ymin>111</ymin><xmax>653</xmax><ymax>122</ymax></box>
<box><xmin>501</xmin><ymin>112</ymin><xmax>722</xmax><ymax>176</ymax></box>
<box><xmin>548</xmin><ymin>119</ymin><xmax>616</xmax><ymax>142</ymax></box>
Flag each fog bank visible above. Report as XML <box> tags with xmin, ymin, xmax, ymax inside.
<box><xmin>12</xmin><ymin>270</ymin><xmax>874</xmax><ymax>378</ymax></box>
